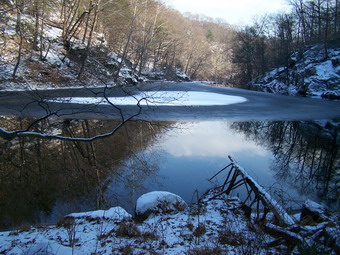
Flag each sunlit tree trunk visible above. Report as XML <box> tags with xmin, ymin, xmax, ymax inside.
<box><xmin>78</xmin><ymin>0</ymin><xmax>100</xmax><ymax>80</ymax></box>
<box><xmin>114</xmin><ymin>0</ymin><xmax>138</xmax><ymax>81</ymax></box>
<box><xmin>12</xmin><ymin>0</ymin><xmax>24</xmax><ymax>79</ymax></box>
<box><xmin>33</xmin><ymin>0</ymin><xmax>40</xmax><ymax>50</ymax></box>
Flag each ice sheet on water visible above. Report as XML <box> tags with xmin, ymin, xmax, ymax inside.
<box><xmin>49</xmin><ymin>91</ymin><xmax>247</xmax><ymax>106</ymax></box>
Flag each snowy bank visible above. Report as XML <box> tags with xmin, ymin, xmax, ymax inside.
<box><xmin>249</xmin><ymin>45</ymin><xmax>340</xmax><ymax>99</ymax></box>
<box><xmin>1</xmin><ymin>187</ymin><xmax>339</xmax><ymax>254</ymax></box>
<box><xmin>0</xmin><ymin>191</ymin><xmax>267</xmax><ymax>255</ymax></box>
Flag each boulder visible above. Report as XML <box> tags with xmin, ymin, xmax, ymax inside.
<box><xmin>135</xmin><ymin>191</ymin><xmax>187</xmax><ymax>219</ymax></box>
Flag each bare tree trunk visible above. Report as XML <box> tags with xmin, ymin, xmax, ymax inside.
<box><xmin>62</xmin><ymin>0</ymin><xmax>81</xmax><ymax>47</ymax></box>
<box><xmin>114</xmin><ymin>1</ymin><xmax>138</xmax><ymax>81</ymax></box>
<box><xmin>290</xmin><ymin>0</ymin><xmax>307</xmax><ymax>44</ymax></box>
<box><xmin>299</xmin><ymin>0</ymin><xmax>307</xmax><ymax>44</ymax></box>
<box><xmin>324</xmin><ymin>0</ymin><xmax>330</xmax><ymax>58</ymax></box>
<box><xmin>33</xmin><ymin>0</ymin><xmax>39</xmax><ymax>50</ymax></box>
<box><xmin>82</xmin><ymin>1</ymin><xmax>93</xmax><ymax>44</ymax></box>
<box><xmin>190</xmin><ymin>54</ymin><xmax>206</xmax><ymax>79</ymax></box>
<box><xmin>78</xmin><ymin>0</ymin><xmax>99</xmax><ymax>80</ymax></box>
<box><xmin>309</xmin><ymin>1</ymin><xmax>316</xmax><ymax>40</ymax></box>
<box><xmin>12</xmin><ymin>1</ymin><xmax>23</xmax><ymax>79</ymax></box>
<box><xmin>184</xmin><ymin>49</ymin><xmax>194</xmax><ymax>74</ymax></box>
<box><xmin>334</xmin><ymin>0</ymin><xmax>339</xmax><ymax>37</ymax></box>
<box><xmin>39</xmin><ymin>0</ymin><xmax>46</xmax><ymax>60</ymax></box>
<box><xmin>318</xmin><ymin>0</ymin><xmax>322</xmax><ymax>40</ymax></box>
<box><xmin>136</xmin><ymin>1</ymin><xmax>160</xmax><ymax>76</ymax></box>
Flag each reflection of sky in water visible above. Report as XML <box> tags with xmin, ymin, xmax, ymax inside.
<box><xmin>48</xmin><ymin>121</ymin><xmax>318</xmax><ymax>221</ymax></box>
<box><xmin>111</xmin><ymin>121</ymin><xmax>317</xmax><ymax>215</ymax></box>
<box><xmin>141</xmin><ymin>121</ymin><xmax>277</xmax><ymax>203</ymax></box>
<box><xmin>162</xmin><ymin>122</ymin><xmax>268</xmax><ymax>157</ymax></box>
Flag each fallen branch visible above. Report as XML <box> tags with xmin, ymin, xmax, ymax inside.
<box><xmin>210</xmin><ymin>156</ymin><xmax>296</xmax><ymax>227</ymax></box>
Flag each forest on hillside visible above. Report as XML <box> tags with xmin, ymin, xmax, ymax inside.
<box><xmin>0</xmin><ymin>0</ymin><xmax>339</xmax><ymax>87</ymax></box>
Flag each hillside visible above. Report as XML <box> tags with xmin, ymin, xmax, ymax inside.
<box><xmin>0</xmin><ymin>0</ymin><xmax>236</xmax><ymax>90</ymax></box>
<box><xmin>0</xmin><ymin>7</ymin><xmax>191</xmax><ymax>91</ymax></box>
<box><xmin>249</xmin><ymin>45</ymin><xmax>340</xmax><ymax>99</ymax></box>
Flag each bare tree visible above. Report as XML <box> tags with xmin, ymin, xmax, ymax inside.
<box><xmin>12</xmin><ymin>0</ymin><xmax>25</xmax><ymax>79</ymax></box>
<box><xmin>78</xmin><ymin>0</ymin><xmax>100</xmax><ymax>79</ymax></box>
<box><xmin>113</xmin><ymin>0</ymin><xmax>138</xmax><ymax>80</ymax></box>
<box><xmin>61</xmin><ymin>0</ymin><xmax>81</xmax><ymax>47</ymax></box>
<box><xmin>133</xmin><ymin>0</ymin><xmax>162</xmax><ymax>76</ymax></box>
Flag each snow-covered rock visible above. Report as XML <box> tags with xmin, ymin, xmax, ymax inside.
<box><xmin>143</xmin><ymin>67</ymin><xmax>190</xmax><ymax>82</ymax></box>
<box><xmin>175</xmin><ymin>69</ymin><xmax>190</xmax><ymax>81</ymax></box>
<box><xmin>250</xmin><ymin>45</ymin><xmax>340</xmax><ymax>99</ymax></box>
<box><xmin>135</xmin><ymin>191</ymin><xmax>187</xmax><ymax>218</ymax></box>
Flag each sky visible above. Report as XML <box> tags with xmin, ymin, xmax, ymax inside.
<box><xmin>165</xmin><ymin>0</ymin><xmax>290</xmax><ymax>25</ymax></box>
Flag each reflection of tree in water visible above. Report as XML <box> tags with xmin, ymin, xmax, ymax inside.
<box><xmin>230</xmin><ymin>121</ymin><xmax>339</xmax><ymax>208</ymax></box>
<box><xmin>0</xmin><ymin>117</ymin><xmax>173</xmax><ymax>230</ymax></box>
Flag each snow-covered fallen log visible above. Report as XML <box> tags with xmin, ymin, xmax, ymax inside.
<box><xmin>210</xmin><ymin>156</ymin><xmax>296</xmax><ymax>227</ymax></box>
<box><xmin>264</xmin><ymin>223</ymin><xmax>304</xmax><ymax>245</ymax></box>
<box><xmin>229</xmin><ymin>157</ymin><xmax>296</xmax><ymax>227</ymax></box>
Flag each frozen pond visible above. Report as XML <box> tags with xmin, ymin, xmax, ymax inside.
<box><xmin>1</xmin><ymin>82</ymin><xmax>340</xmax><ymax>121</ymax></box>
<box><xmin>0</xmin><ymin>83</ymin><xmax>339</xmax><ymax>230</ymax></box>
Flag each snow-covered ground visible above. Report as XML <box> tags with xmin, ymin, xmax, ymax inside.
<box><xmin>249</xmin><ymin>45</ymin><xmax>340</xmax><ymax>99</ymax></box>
<box><xmin>0</xmin><ymin>190</ymin><xmax>276</xmax><ymax>255</ymax></box>
<box><xmin>1</xmin><ymin>188</ymin><xmax>338</xmax><ymax>254</ymax></box>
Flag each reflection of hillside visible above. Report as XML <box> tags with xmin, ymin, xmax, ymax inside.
<box><xmin>0</xmin><ymin>117</ymin><xmax>174</xmax><ymax>230</ymax></box>
<box><xmin>230</xmin><ymin>121</ymin><xmax>339</xmax><ymax>209</ymax></box>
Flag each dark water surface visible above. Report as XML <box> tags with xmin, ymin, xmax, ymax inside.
<box><xmin>0</xmin><ymin>117</ymin><xmax>338</xmax><ymax>230</ymax></box>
